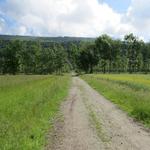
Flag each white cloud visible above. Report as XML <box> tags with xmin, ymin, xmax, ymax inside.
<box><xmin>125</xmin><ymin>0</ymin><xmax>150</xmax><ymax>40</ymax></box>
<box><xmin>0</xmin><ymin>18</ymin><xmax>5</xmax><ymax>32</ymax></box>
<box><xmin>0</xmin><ymin>0</ymin><xmax>133</xmax><ymax>37</ymax></box>
<box><xmin>0</xmin><ymin>0</ymin><xmax>149</xmax><ymax>40</ymax></box>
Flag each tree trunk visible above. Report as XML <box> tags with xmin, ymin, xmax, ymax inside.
<box><xmin>89</xmin><ymin>64</ymin><xmax>93</xmax><ymax>74</ymax></box>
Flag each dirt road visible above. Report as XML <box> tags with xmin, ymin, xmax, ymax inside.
<box><xmin>46</xmin><ymin>77</ymin><xmax>150</xmax><ymax>150</ymax></box>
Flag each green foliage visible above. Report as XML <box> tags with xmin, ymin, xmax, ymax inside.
<box><xmin>1</xmin><ymin>40</ymin><xmax>22</xmax><ymax>74</ymax></box>
<box><xmin>67</xmin><ymin>43</ymin><xmax>79</xmax><ymax>70</ymax></box>
<box><xmin>0</xmin><ymin>40</ymin><xmax>68</xmax><ymax>74</ymax></box>
<box><xmin>1</xmin><ymin>33</ymin><xmax>150</xmax><ymax>74</ymax></box>
<box><xmin>78</xmin><ymin>42</ymin><xmax>99</xmax><ymax>73</ymax></box>
<box><xmin>0</xmin><ymin>75</ymin><xmax>70</xmax><ymax>150</ymax></box>
<box><xmin>94</xmin><ymin>33</ymin><xmax>150</xmax><ymax>73</ymax></box>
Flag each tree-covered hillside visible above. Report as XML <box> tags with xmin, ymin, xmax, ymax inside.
<box><xmin>0</xmin><ymin>35</ymin><xmax>95</xmax><ymax>42</ymax></box>
<box><xmin>0</xmin><ymin>34</ymin><xmax>150</xmax><ymax>75</ymax></box>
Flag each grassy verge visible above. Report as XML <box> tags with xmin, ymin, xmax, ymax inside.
<box><xmin>0</xmin><ymin>75</ymin><xmax>70</xmax><ymax>150</ymax></box>
<box><xmin>84</xmin><ymin>101</ymin><xmax>108</xmax><ymax>142</ymax></box>
<box><xmin>79</xmin><ymin>85</ymin><xmax>109</xmax><ymax>143</ymax></box>
<box><xmin>81</xmin><ymin>74</ymin><xmax>150</xmax><ymax>128</ymax></box>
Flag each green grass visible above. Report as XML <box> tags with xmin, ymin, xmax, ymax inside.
<box><xmin>81</xmin><ymin>74</ymin><xmax>150</xmax><ymax>127</ymax></box>
<box><xmin>84</xmin><ymin>101</ymin><xmax>108</xmax><ymax>143</ymax></box>
<box><xmin>0</xmin><ymin>75</ymin><xmax>70</xmax><ymax>150</ymax></box>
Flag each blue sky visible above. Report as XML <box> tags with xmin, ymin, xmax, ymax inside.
<box><xmin>0</xmin><ymin>0</ymin><xmax>150</xmax><ymax>40</ymax></box>
<box><xmin>102</xmin><ymin>0</ymin><xmax>131</xmax><ymax>13</ymax></box>
<box><xmin>0</xmin><ymin>0</ymin><xmax>5</xmax><ymax>3</ymax></box>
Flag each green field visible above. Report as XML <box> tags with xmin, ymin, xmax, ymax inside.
<box><xmin>0</xmin><ymin>75</ymin><xmax>70</xmax><ymax>150</ymax></box>
<box><xmin>81</xmin><ymin>74</ymin><xmax>150</xmax><ymax>127</ymax></box>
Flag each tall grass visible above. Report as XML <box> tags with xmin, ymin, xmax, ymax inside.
<box><xmin>81</xmin><ymin>74</ymin><xmax>150</xmax><ymax>127</ymax></box>
<box><xmin>0</xmin><ymin>75</ymin><xmax>70</xmax><ymax>150</ymax></box>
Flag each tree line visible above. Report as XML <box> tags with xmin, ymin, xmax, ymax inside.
<box><xmin>0</xmin><ymin>33</ymin><xmax>150</xmax><ymax>74</ymax></box>
<box><xmin>77</xmin><ymin>34</ymin><xmax>150</xmax><ymax>74</ymax></box>
<box><xmin>0</xmin><ymin>40</ymin><xmax>68</xmax><ymax>74</ymax></box>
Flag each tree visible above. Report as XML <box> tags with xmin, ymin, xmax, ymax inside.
<box><xmin>78</xmin><ymin>43</ymin><xmax>99</xmax><ymax>73</ymax></box>
<box><xmin>95</xmin><ymin>35</ymin><xmax>112</xmax><ymax>73</ymax></box>
<box><xmin>141</xmin><ymin>43</ymin><xmax>150</xmax><ymax>73</ymax></box>
<box><xmin>67</xmin><ymin>43</ymin><xmax>79</xmax><ymax>70</ymax></box>
<box><xmin>18</xmin><ymin>41</ymin><xmax>40</xmax><ymax>74</ymax></box>
<box><xmin>2</xmin><ymin>40</ymin><xmax>22</xmax><ymax>74</ymax></box>
<box><xmin>53</xmin><ymin>44</ymin><xmax>67</xmax><ymax>74</ymax></box>
<box><xmin>124</xmin><ymin>33</ymin><xmax>142</xmax><ymax>73</ymax></box>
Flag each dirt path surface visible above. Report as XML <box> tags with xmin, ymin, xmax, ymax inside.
<box><xmin>46</xmin><ymin>77</ymin><xmax>150</xmax><ymax>150</ymax></box>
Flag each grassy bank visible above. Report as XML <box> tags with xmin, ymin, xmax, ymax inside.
<box><xmin>81</xmin><ymin>74</ymin><xmax>150</xmax><ymax>127</ymax></box>
<box><xmin>0</xmin><ymin>75</ymin><xmax>70</xmax><ymax>150</ymax></box>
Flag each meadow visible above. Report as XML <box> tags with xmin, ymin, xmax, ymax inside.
<box><xmin>0</xmin><ymin>75</ymin><xmax>70</xmax><ymax>150</ymax></box>
<box><xmin>81</xmin><ymin>74</ymin><xmax>150</xmax><ymax>127</ymax></box>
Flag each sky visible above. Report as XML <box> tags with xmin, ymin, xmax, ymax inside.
<box><xmin>101</xmin><ymin>0</ymin><xmax>131</xmax><ymax>13</ymax></box>
<box><xmin>0</xmin><ymin>0</ymin><xmax>150</xmax><ymax>40</ymax></box>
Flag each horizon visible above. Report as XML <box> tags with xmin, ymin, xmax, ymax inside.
<box><xmin>0</xmin><ymin>34</ymin><xmax>148</xmax><ymax>42</ymax></box>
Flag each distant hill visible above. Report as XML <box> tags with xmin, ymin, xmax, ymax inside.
<box><xmin>0</xmin><ymin>35</ymin><xmax>95</xmax><ymax>43</ymax></box>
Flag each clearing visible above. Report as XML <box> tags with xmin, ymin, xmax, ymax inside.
<box><xmin>47</xmin><ymin>77</ymin><xmax>150</xmax><ymax>150</ymax></box>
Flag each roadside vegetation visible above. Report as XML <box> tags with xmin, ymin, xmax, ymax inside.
<box><xmin>0</xmin><ymin>75</ymin><xmax>70</xmax><ymax>150</ymax></box>
<box><xmin>81</xmin><ymin>74</ymin><xmax>150</xmax><ymax>127</ymax></box>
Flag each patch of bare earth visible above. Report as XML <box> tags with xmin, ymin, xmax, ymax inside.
<box><xmin>46</xmin><ymin>77</ymin><xmax>150</xmax><ymax>150</ymax></box>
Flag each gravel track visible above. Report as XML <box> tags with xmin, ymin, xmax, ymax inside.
<box><xmin>46</xmin><ymin>77</ymin><xmax>150</xmax><ymax>150</ymax></box>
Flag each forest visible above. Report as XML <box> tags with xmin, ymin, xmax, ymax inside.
<box><xmin>0</xmin><ymin>33</ymin><xmax>150</xmax><ymax>74</ymax></box>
